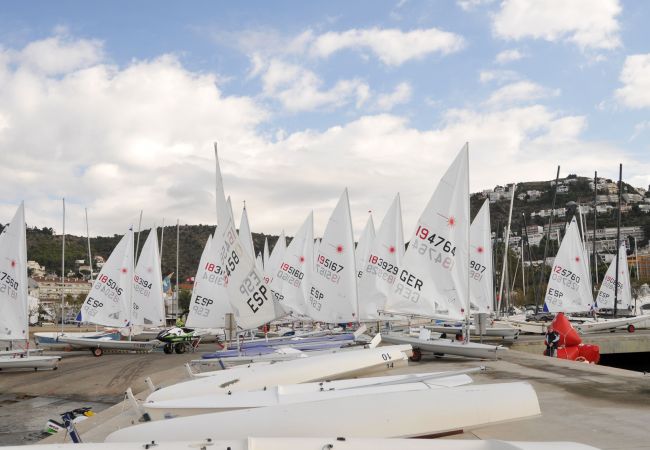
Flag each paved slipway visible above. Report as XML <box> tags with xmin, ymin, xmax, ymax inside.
<box><xmin>2</xmin><ymin>345</ymin><xmax>650</xmax><ymax>449</ymax></box>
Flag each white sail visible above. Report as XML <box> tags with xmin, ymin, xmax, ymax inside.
<box><xmin>543</xmin><ymin>218</ymin><xmax>593</xmax><ymax>313</ymax></box>
<box><xmin>385</xmin><ymin>145</ymin><xmax>469</xmax><ymax>320</ymax></box>
<box><xmin>595</xmin><ymin>242</ymin><xmax>631</xmax><ymax>311</ymax></box>
<box><xmin>263</xmin><ymin>238</ymin><xmax>270</xmax><ymax>271</ymax></box>
<box><xmin>469</xmin><ymin>200</ymin><xmax>493</xmax><ymax>314</ymax></box>
<box><xmin>0</xmin><ymin>204</ymin><xmax>28</xmax><ymax>340</ymax></box>
<box><xmin>358</xmin><ymin>194</ymin><xmax>405</xmax><ymax>321</ymax></box>
<box><xmin>306</xmin><ymin>189</ymin><xmax>358</xmax><ymax>323</ymax></box>
<box><xmin>132</xmin><ymin>228</ymin><xmax>165</xmax><ymax>326</ymax></box>
<box><xmin>355</xmin><ymin>214</ymin><xmax>376</xmax><ymax>280</ymax></box>
<box><xmin>238</xmin><ymin>206</ymin><xmax>256</xmax><ymax>260</ymax></box>
<box><xmin>186</xmin><ymin>234</ymin><xmax>234</xmax><ymax>328</ymax></box>
<box><xmin>81</xmin><ymin>229</ymin><xmax>134</xmax><ymax>327</ymax></box>
<box><xmin>264</xmin><ymin>231</ymin><xmax>286</xmax><ymax>286</ymax></box>
<box><xmin>255</xmin><ymin>254</ymin><xmax>263</xmax><ymax>271</ymax></box>
<box><xmin>214</xmin><ymin>146</ymin><xmax>279</xmax><ymax>329</ymax></box>
<box><xmin>270</xmin><ymin>213</ymin><xmax>313</xmax><ymax>316</ymax></box>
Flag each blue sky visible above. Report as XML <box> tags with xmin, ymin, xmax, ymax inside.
<box><xmin>0</xmin><ymin>0</ymin><xmax>648</xmax><ymax>236</ymax></box>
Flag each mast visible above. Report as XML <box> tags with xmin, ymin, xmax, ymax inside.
<box><xmin>175</xmin><ymin>219</ymin><xmax>180</xmax><ymax>320</ymax></box>
<box><xmin>536</xmin><ymin>166</ymin><xmax>560</xmax><ymax>314</ymax></box>
<box><xmin>492</xmin><ymin>220</ymin><xmax>500</xmax><ymax>313</ymax></box>
<box><xmin>160</xmin><ymin>218</ymin><xmax>165</xmax><ymax>262</ymax></box>
<box><xmin>521</xmin><ymin>213</ymin><xmax>539</xmax><ymax>306</ymax></box>
<box><xmin>60</xmin><ymin>198</ymin><xmax>65</xmax><ymax>334</ymax></box>
<box><xmin>465</xmin><ymin>142</ymin><xmax>470</xmax><ymax>342</ymax></box>
<box><xmin>85</xmin><ymin>208</ymin><xmax>94</xmax><ymax>282</ymax></box>
<box><xmin>497</xmin><ymin>183</ymin><xmax>516</xmax><ymax>317</ymax></box>
<box><xmin>593</xmin><ymin>171</ymin><xmax>598</xmax><ymax>286</ymax></box>
<box><xmin>128</xmin><ymin>227</ymin><xmax>134</xmax><ymax>341</ymax></box>
<box><xmin>613</xmin><ymin>164</ymin><xmax>622</xmax><ymax>318</ymax></box>
<box><xmin>521</xmin><ymin>236</ymin><xmax>525</xmax><ymax>299</ymax></box>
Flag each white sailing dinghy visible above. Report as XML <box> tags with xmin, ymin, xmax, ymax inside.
<box><xmin>145</xmin><ymin>342</ymin><xmax>412</xmax><ymax>401</ymax></box>
<box><xmin>0</xmin><ymin>204</ymin><xmax>61</xmax><ymax>371</ymax></box>
<box><xmin>358</xmin><ymin>194</ymin><xmax>404</xmax><ymax>321</ymax></box>
<box><xmin>59</xmin><ymin>228</ymin><xmax>157</xmax><ymax>356</ymax></box>
<box><xmin>429</xmin><ymin>200</ymin><xmax>517</xmax><ymax>339</ymax></box>
<box><xmin>262</xmin><ymin>230</ymin><xmax>286</xmax><ymax>287</ymax></box>
<box><xmin>306</xmin><ymin>189</ymin><xmax>359</xmax><ymax>323</ymax></box>
<box><xmin>577</xmin><ymin>243</ymin><xmax>646</xmax><ymax>333</ymax></box>
<box><xmin>108</xmin><ymin>381</ymin><xmax>540</xmax><ymax>442</ymax></box>
<box><xmin>132</xmin><ymin>228</ymin><xmax>165</xmax><ymax>328</ymax></box>
<box><xmin>382</xmin><ymin>145</ymin><xmax>506</xmax><ymax>359</ymax></box>
<box><xmin>143</xmin><ymin>370</ymin><xmax>477</xmax><ymax>419</ymax></box>
<box><xmin>3</xmin><ymin>439</ymin><xmax>602</xmax><ymax>450</ymax></box>
<box><xmin>543</xmin><ymin>218</ymin><xmax>594</xmax><ymax>315</ymax></box>
<box><xmin>269</xmin><ymin>213</ymin><xmax>313</xmax><ymax>316</ymax></box>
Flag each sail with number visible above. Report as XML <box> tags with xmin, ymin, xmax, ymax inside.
<box><xmin>595</xmin><ymin>242</ymin><xmax>631</xmax><ymax>311</ymax></box>
<box><xmin>385</xmin><ymin>145</ymin><xmax>470</xmax><ymax>320</ymax></box>
<box><xmin>132</xmin><ymin>228</ymin><xmax>165</xmax><ymax>326</ymax></box>
<box><xmin>306</xmin><ymin>189</ymin><xmax>358</xmax><ymax>323</ymax></box>
<box><xmin>358</xmin><ymin>194</ymin><xmax>404</xmax><ymax>321</ymax></box>
<box><xmin>355</xmin><ymin>214</ymin><xmax>375</xmax><ymax>281</ymax></box>
<box><xmin>543</xmin><ymin>218</ymin><xmax>593</xmax><ymax>313</ymax></box>
<box><xmin>469</xmin><ymin>200</ymin><xmax>493</xmax><ymax>313</ymax></box>
<box><xmin>213</xmin><ymin>145</ymin><xmax>279</xmax><ymax>329</ymax></box>
<box><xmin>270</xmin><ymin>213</ymin><xmax>313</xmax><ymax>316</ymax></box>
<box><xmin>0</xmin><ymin>204</ymin><xmax>28</xmax><ymax>340</ymax></box>
<box><xmin>81</xmin><ymin>229</ymin><xmax>134</xmax><ymax>327</ymax></box>
<box><xmin>186</xmin><ymin>234</ymin><xmax>234</xmax><ymax>328</ymax></box>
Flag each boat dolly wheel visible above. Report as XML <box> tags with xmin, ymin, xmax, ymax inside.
<box><xmin>162</xmin><ymin>343</ymin><xmax>173</xmax><ymax>354</ymax></box>
<box><xmin>627</xmin><ymin>324</ymin><xmax>636</xmax><ymax>333</ymax></box>
<box><xmin>409</xmin><ymin>348</ymin><xmax>422</xmax><ymax>362</ymax></box>
<box><xmin>174</xmin><ymin>342</ymin><xmax>187</xmax><ymax>354</ymax></box>
<box><xmin>92</xmin><ymin>347</ymin><xmax>103</xmax><ymax>357</ymax></box>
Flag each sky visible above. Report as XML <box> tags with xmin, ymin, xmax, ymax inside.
<box><xmin>0</xmin><ymin>0</ymin><xmax>649</xmax><ymax>238</ymax></box>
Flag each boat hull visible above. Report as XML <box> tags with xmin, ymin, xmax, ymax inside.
<box><xmin>108</xmin><ymin>382</ymin><xmax>540</xmax><ymax>442</ymax></box>
<box><xmin>0</xmin><ymin>355</ymin><xmax>61</xmax><ymax>370</ymax></box>
<box><xmin>381</xmin><ymin>333</ymin><xmax>505</xmax><ymax>359</ymax></box>
<box><xmin>56</xmin><ymin>336</ymin><xmax>158</xmax><ymax>353</ymax></box>
<box><xmin>147</xmin><ymin>344</ymin><xmax>412</xmax><ymax>401</ymax></box>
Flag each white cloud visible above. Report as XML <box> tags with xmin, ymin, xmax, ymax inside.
<box><xmin>493</xmin><ymin>0</ymin><xmax>622</xmax><ymax>51</ymax></box>
<box><xmin>260</xmin><ymin>59</ymin><xmax>369</xmax><ymax>112</ymax></box>
<box><xmin>485</xmin><ymin>81</ymin><xmax>560</xmax><ymax>107</ymax></box>
<box><xmin>457</xmin><ymin>0</ymin><xmax>495</xmax><ymax>11</ymax></box>
<box><xmin>0</xmin><ymin>34</ymin><xmax>646</xmax><ymax>239</ymax></box>
<box><xmin>373</xmin><ymin>82</ymin><xmax>412</xmax><ymax>111</ymax></box>
<box><xmin>17</xmin><ymin>33</ymin><xmax>103</xmax><ymax>75</ymax></box>
<box><xmin>479</xmin><ymin>69</ymin><xmax>519</xmax><ymax>84</ymax></box>
<box><xmin>309</xmin><ymin>27</ymin><xmax>465</xmax><ymax>66</ymax></box>
<box><xmin>630</xmin><ymin>121</ymin><xmax>650</xmax><ymax>141</ymax></box>
<box><xmin>495</xmin><ymin>49</ymin><xmax>525</xmax><ymax>64</ymax></box>
<box><xmin>615</xmin><ymin>54</ymin><xmax>650</xmax><ymax>109</ymax></box>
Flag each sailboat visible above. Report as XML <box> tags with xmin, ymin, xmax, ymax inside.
<box><xmin>305</xmin><ymin>189</ymin><xmax>359</xmax><ymax>323</ymax></box>
<box><xmin>576</xmin><ymin>242</ymin><xmax>647</xmax><ymax>333</ymax></box>
<box><xmin>381</xmin><ymin>145</ymin><xmax>506</xmax><ymax>359</ymax></box>
<box><xmin>0</xmin><ymin>203</ymin><xmax>61</xmax><ymax>370</ymax></box>
<box><xmin>358</xmin><ymin>194</ymin><xmax>404</xmax><ymax>321</ymax></box>
<box><xmin>56</xmin><ymin>228</ymin><xmax>157</xmax><ymax>356</ymax></box>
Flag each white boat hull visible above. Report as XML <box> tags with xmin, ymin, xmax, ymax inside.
<box><xmin>0</xmin><ymin>438</ymin><xmax>601</xmax><ymax>450</ymax></box>
<box><xmin>144</xmin><ymin>371</ymin><xmax>474</xmax><ymax>420</ymax></box>
<box><xmin>34</xmin><ymin>331</ymin><xmax>120</xmax><ymax>349</ymax></box>
<box><xmin>495</xmin><ymin>319</ymin><xmax>548</xmax><ymax>335</ymax></box>
<box><xmin>381</xmin><ymin>333</ymin><xmax>505</xmax><ymax>359</ymax></box>
<box><xmin>575</xmin><ymin>315</ymin><xmax>649</xmax><ymax>333</ymax></box>
<box><xmin>0</xmin><ymin>355</ymin><xmax>61</xmax><ymax>370</ymax></box>
<box><xmin>57</xmin><ymin>336</ymin><xmax>158</xmax><ymax>353</ymax></box>
<box><xmin>146</xmin><ymin>344</ymin><xmax>412</xmax><ymax>402</ymax></box>
<box><xmin>427</xmin><ymin>325</ymin><xmax>519</xmax><ymax>339</ymax></box>
<box><xmin>108</xmin><ymin>382</ymin><xmax>540</xmax><ymax>442</ymax></box>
